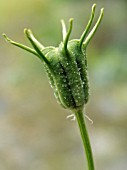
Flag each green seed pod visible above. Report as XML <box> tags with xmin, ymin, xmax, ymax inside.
<box><xmin>3</xmin><ymin>4</ymin><xmax>104</xmax><ymax>112</ymax></box>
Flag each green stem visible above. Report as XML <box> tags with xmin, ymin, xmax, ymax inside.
<box><xmin>75</xmin><ymin>109</ymin><xmax>94</xmax><ymax>170</ymax></box>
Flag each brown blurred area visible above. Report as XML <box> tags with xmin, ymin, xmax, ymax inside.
<box><xmin>0</xmin><ymin>0</ymin><xmax>127</xmax><ymax>170</ymax></box>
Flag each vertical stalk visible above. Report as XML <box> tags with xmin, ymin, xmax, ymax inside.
<box><xmin>75</xmin><ymin>109</ymin><xmax>94</xmax><ymax>170</ymax></box>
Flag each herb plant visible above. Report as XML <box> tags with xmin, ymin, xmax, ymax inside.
<box><xmin>3</xmin><ymin>4</ymin><xmax>104</xmax><ymax>170</ymax></box>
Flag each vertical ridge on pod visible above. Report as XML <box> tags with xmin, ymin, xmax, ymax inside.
<box><xmin>44</xmin><ymin>48</ymin><xmax>75</xmax><ymax>109</ymax></box>
<box><xmin>59</xmin><ymin>42</ymin><xmax>85</xmax><ymax>107</ymax></box>
<box><xmin>67</xmin><ymin>40</ymin><xmax>89</xmax><ymax>104</ymax></box>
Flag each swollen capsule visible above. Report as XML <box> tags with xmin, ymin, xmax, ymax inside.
<box><xmin>3</xmin><ymin>4</ymin><xmax>104</xmax><ymax>111</ymax></box>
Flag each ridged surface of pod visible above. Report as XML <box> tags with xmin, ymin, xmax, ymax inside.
<box><xmin>68</xmin><ymin>40</ymin><xmax>89</xmax><ymax>104</ymax></box>
<box><xmin>3</xmin><ymin>4</ymin><xmax>104</xmax><ymax>111</ymax></box>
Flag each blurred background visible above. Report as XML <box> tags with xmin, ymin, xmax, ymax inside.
<box><xmin>0</xmin><ymin>0</ymin><xmax>127</xmax><ymax>170</ymax></box>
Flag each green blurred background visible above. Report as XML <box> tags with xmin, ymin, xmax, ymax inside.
<box><xmin>0</xmin><ymin>0</ymin><xmax>127</xmax><ymax>170</ymax></box>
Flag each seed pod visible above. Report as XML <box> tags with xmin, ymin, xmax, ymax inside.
<box><xmin>3</xmin><ymin>4</ymin><xmax>104</xmax><ymax>111</ymax></box>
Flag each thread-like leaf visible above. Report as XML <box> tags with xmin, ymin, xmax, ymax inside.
<box><xmin>83</xmin><ymin>8</ymin><xmax>104</xmax><ymax>47</ymax></box>
<box><xmin>3</xmin><ymin>34</ymin><xmax>39</xmax><ymax>57</ymax></box>
<box><xmin>64</xmin><ymin>18</ymin><xmax>73</xmax><ymax>52</ymax></box>
<box><xmin>79</xmin><ymin>3</ymin><xmax>96</xmax><ymax>48</ymax></box>
<box><xmin>61</xmin><ymin>20</ymin><xmax>67</xmax><ymax>42</ymax></box>
<box><xmin>24</xmin><ymin>29</ymin><xmax>50</xmax><ymax>67</ymax></box>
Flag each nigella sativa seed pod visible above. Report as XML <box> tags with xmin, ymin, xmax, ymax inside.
<box><xmin>3</xmin><ymin>4</ymin><xmax>104</xmax><ymax>112</ymax></box>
